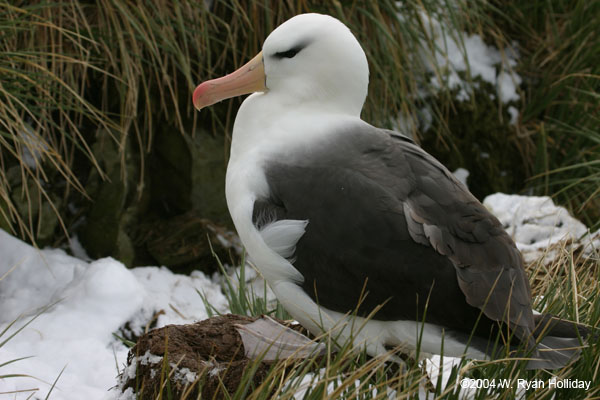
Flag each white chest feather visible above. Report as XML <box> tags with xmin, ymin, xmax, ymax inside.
<box><xmin>225</xmin><ymin>152</ymin><xmax>306</xmax><ymax>285</ymax></box>
<box><xmin>225</xmin><ymin>94</ymin><xmax>362</xmax><ymax>283</ymax></box>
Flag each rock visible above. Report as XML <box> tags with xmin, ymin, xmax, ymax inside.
<box><xmin>190</xmin><ymin>132</ymin><xmax>230</xmax><ymax>224</ymax></box>
<box><xmin>2</xmin><ymin>165</ymin><xmax>61</xmax><ymax>246</ymax></box>
<box><xmin>116</xmin><ymin>314</ymin><xmax>320</xmax><ymax>399</ymax></box>
<box><xmin>148</xmin><ymin>128</ymin><xmax>230</xmax><ymax>224</ymax></box>
<box><xmin>80</xmin><ymin>131</ymin><xmax>136</xmax><ymax>265</ymax></box>
<box><xmin>149</xmin><ymin>125</ymin><xmax>193</xmax><ymax>214</ymax></box>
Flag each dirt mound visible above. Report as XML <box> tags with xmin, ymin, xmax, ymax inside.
<box><xmin>117</xmin><ymin>314</ymin><xmax>318</xmax><ymax>398</ymax></box>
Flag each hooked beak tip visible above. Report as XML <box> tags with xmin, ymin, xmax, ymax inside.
<box><xmin>193</xmin><ymin>83</ymin><xmax>209</xmax><ymax>111</ymax></box>
<box><xmin>192</xmin><ymin>51</ymin><xmax>265</xmax><ymax>112</ymax></box>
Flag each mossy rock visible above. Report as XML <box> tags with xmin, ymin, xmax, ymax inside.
<box><xmin>79</xmin><ymin>132</ymin><xmax>136</xmax><ymax>266</ymax></box>
<box><xmin>147</xmin><ymin>126</ymin><xmax>230</xmax><ymax>222</ymax></box>
<box><xmin>2</xmin><ymin>165</ymin><xmax>61</xmax><ymax>246</ymax></box>
<box><xmin>190</xmin><ymin>132</ymin><xmax>230</xmax><ymax>225</ymax></box>
<box><xmin>149</xmin><ymin>125</ymin><xmax>193</xmax><ymax>215</ymax></box>
<box><xmin>76</xmin><ymin>121</ymin><xmax>233</xmax><ymax>269</ymax></box>
<box><xmin>136</xmin><ymin>127</ymin><xmax>232</xmax><ymax>270</ymax></box>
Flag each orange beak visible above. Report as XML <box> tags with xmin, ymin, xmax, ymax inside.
<box><xmin>193</xmin><ymin>51</ymin><xmax>266</xmax><ymax>111</ymax></box>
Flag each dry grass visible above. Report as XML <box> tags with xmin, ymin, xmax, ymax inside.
<box><xmin>492</xmin><ymin>0</ymin><xmax>600</xmax><ymax>228</ymax></box>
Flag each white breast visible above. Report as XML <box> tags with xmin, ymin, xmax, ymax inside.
<box><xmin>225</xmin><ymin>131</ymin><xmax>313</xmax><ymax>287</ymax></box>
<box><xmin>225</xmin><ymin>93</ymin><xmax>360</xmax><ymax>286</ymax></box>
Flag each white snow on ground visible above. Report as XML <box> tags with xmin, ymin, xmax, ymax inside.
<box><xmin>484</xmin><ymin>193</ymin><xmax>594</xmax><ymax>262</ymax></box>
<box><xmin>582</xmin><ymin>229</ymin><xmax>600</xmax><ymax>257</ymax></box>
<box><xmin>286</xmin><ymin>367</ymin><xmax>401</xmax><ymax>400</ymax></box>
<box><xmin>126</xmin><ymin>266</ymin><xmax>228</xmax><ymax>336</ymax></box>
<box><xmin>0</xmin><ymin>229</ymin><xmax>228</xmax><ymax>399</ymax></box>
<box><xmin>507</xmin><ymin>105</ymin><xmax>519</xmax><ymax>125</ymax></box>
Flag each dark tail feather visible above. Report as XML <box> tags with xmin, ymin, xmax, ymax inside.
<box><xmin>524</xmin><ymin>314</ymin><xmax>592</xmax><ymax>369</ymax></box>
<box><xmin>533</xmin><ymin>314</ymin><xmax>591</xmax><ymax>338</ymax></box>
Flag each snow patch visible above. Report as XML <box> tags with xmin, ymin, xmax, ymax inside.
<box><xmin>124</xmin><ymin>266</ymin><xmax>228</xmax><ymax>337</ymax></box>
<box><xmin>484</xmin><ymin>193</ymin><xmax>589</xmax><ymax>262</ymax></box>
<box><xmin>453</xmin><ymin>168</ymin><xmax>470</xmax><ymax>188</ymax></box>
<box><xmin>68</xmin><ymin>234</ymin><xmax>92</xmax><ymax>261</ymax></box>
<box><xmin>396</xmin><ymin>8</ymin><xmax>522</xmax><ymax>133</ymax></box>
<box><xmin>507</xmin><ymin>106</ymin><xmax>519</xmax><ymax>125</ymax></box>
<box><xmin>417</xmin><ymin>12</ymin><xmax>522</xmax><ymax>104</ymax></box>
<box><xmin>115</xmin><ymin>387</ymin><xmax>136</xmax><ymax>400</ymax></box>
<box><xmin>18</xmin><ymin>122</ymin><xmax>47</xmax><ymax>169</ymax></box>
<box><xmin>0</xmin><ymin>230</ymin><xmax>228</xmax><ymax>399</ymax></box>
<box><xmin>174</xmin><ymin>367</ymin><xmax>198</xmax><ymax>385</ymax></box>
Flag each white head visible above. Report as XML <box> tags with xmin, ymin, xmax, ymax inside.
<box><xmin>193</xmin><ymin>13</ymin><xmax>369</xmax><ymax>117</ymax></box>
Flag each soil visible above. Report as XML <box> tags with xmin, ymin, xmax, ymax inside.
<box><xmin>118</xmin><ymin>314</ymin><xmax>308</xmax><ymax>399</ymax></box>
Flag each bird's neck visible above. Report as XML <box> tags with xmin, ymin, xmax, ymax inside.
<box><xmin>229</xmin><ymin>91</ymin><xmax>362</xmax><ymax>163</ymax></box>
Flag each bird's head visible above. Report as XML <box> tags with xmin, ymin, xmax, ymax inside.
<box><xmin>193</xmin><ymin>13</ymin><xmax>369</xmax><ymax>116</ymax></box>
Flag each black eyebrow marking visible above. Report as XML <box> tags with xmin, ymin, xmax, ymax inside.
<box><xmin>272</xmin><ymin>40</ymin><xmax>311</xmax><ymax>59</ymax></box>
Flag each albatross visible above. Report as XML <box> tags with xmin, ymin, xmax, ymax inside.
<box><xmin>193</xmin><ymin>13</ymin><xmax>588</xmax><ymax>368</ymax></box>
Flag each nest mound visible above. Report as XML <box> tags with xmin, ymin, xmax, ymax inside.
<box><xmin>117</xmin><ymin>314</ymin><xmax>312</xmax><ymax>399</ymax></box>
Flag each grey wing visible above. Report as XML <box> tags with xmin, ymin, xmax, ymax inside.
<box><xmin>390</xmin><ymin>133</ymin><xmax>535</xmax><ymax>336</ymax></box>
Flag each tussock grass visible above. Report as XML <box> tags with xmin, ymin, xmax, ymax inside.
<box><xmin>491</xmin><ymin>0</ymin><xmax>600</xmax><ymax>228</ymax></box>
<box><xmin>0</xmin><ymin>0</ymin><xmax>215</xmax><ymax>245</ymax></box>
<box><xmin>2</xmin><ymin>0</ymin><xmax>596</xmax><ymax>254</ymax></box>
<box><xmin>1</xmin><ymin>0</ymin><xmax>552</xmax><ymax>248</ymax></box>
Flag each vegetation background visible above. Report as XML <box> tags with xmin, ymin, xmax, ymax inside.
<box><xmin>1</xmin><ymin>0</ymin><xmax>599</xmax><ymax>398</ymax></box>
<box><xmin>1</xmin><ymin>0</ymin><xmax>598</xmax><ymax>268</ymax></box>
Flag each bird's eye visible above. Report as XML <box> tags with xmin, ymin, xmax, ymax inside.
<box><xmin>273</xmin><ymin>46</ymin><xmax>303</xmax><ymax>59</ymax></box>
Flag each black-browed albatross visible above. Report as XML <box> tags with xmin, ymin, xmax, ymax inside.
<box><xmin>193</xmin><ymin>13</ymin><xmax>588</xmax><ymax>369</ymax></box>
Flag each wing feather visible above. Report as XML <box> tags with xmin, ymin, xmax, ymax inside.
<box><xmin>394</xmin><ymin>132</ymin><xmax>535</xmax><ymax>334</ymax></box>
